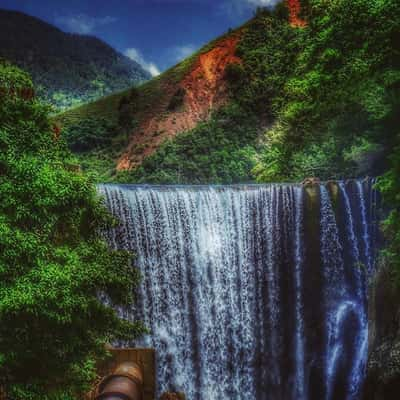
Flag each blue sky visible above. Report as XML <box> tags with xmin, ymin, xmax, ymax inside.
<box><xmin>0</xmin><ymin>0</ymin><xmax>280</xmax><ymax>75</ymax></box>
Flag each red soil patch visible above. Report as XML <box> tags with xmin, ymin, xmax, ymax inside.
<box><xmin>117</xmin><ymin>35</ymin><xmax>241</xmax><ymax>171</ymax></box>
<box><xmin>287</xmin><ymin>0</ymin><xmax>307</xmax><ymax>28</ymax></box>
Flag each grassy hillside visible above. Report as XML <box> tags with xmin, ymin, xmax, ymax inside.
<box><xmin>56</xmin><ymin>47</ymin><xmax>208</xmax><ymax>181</ymax></box>
<box><xmin>0</xmin><ymin>9</ymin><xmax>150</xmax><ymax>110</ymax></box>
<box><xmin>57</xmin><ymin>27</ymin><xmax>247</xmax><ymax>181</ymax></box>
<box><xmin>58</xmin><ymin>0</ymin><xmax>399</xmax><ymax>184</ymax></box>
<box><xmin>57</xmin><ymin>53</ymin><xmax>200</xmax><ymax>126</ymax></box>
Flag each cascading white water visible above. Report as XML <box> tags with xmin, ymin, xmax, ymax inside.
<box><xmin>320</xmin><ymin>185</ymin><xmax>346</xmax><ymax>400</ymax></box>
<box><xmin>100</xmin><ymin>180</ymin><xmax>378</xmax><ymax>400</ymax></box>
<box><xmin>293</xmin><ymin>187</ymin><xmax>306</xmax><ymax>399</ymax></box>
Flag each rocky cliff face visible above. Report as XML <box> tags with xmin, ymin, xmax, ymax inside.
<box><xmin>364</xmin><ymin>265</ymin><xmax>400</xmax><ymax>399</ymax></box>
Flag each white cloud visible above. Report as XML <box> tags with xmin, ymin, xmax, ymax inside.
<box><xmin>124</xmin><ymin>48</ymin><xmax>161</xmax><ymax>77</ymax></box>
<box><xmin>170</xmin><ymin>44</ymin><xmax>197</xmax><ymax>63</ymax></box>
<box><xmin>220</xmin><ymin>0</ymin><xmax>280</xmax><ymax>17</ymax></box>
<box><xmin>55</xmin><ymin>14</ymin><xmax>117</xmax><ymax>34</ymax></box>
<box><xmin>245</xmin><ymin>0</ymin><xmax>280</xmax><ymax>6</ymax></box>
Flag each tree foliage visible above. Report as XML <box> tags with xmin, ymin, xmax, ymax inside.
<box><xmin>0</xmin><ymin>61</ymin><xmax>144</xmax><ymax>399</ymax></box>
<box><xmin>249</xmin><ymin>0</ymin><xmax>400</xmax><ymax>181</ymax></box>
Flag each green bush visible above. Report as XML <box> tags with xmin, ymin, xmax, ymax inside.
<box><xmin>0</xmin><ymin>61</ymin><xmax>144</xmax><ymax>399</ymax></box>
<box><xmin>63</xmin><ymin>117</ymin><xmax>119</xmax><ymax>153</ymax></box>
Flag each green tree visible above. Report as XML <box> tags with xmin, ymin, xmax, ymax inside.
<box><xmin>376</xmin><ymin>139</ymin><xmax>400</xmax><ymax>285</ymax></box>
<box><xmin>0</xmin><ymin>61</ymin><xmax>144</xmax><ymax>399</ymax></box>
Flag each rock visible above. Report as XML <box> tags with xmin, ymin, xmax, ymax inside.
<box><xmin>326</xmin><ymin>180</ymin><xmax>339</xmax><ymax>205</ymax></box>
<box><xmin>364</xmin><ymin>264</ymin><xmax>400</xmax><ymax>399</ymax></box>
<box><xmin>302</xmin><ymin>177</ymin><xmax>321</xmax><ymax>187</ymax></box>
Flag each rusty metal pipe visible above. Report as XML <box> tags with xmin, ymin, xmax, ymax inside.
<box><xmin>95</xmin><ymin>362</ymin><xmax>143</xmax><ymax>400</ymax></box>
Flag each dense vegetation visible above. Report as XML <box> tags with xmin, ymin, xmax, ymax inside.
<box><xmin>0</xmin><ymin>61</ymin><xmax>144</xmax><ymax>399</ymax></box>
<box><xmin>0</xmin><ymin>10</ymin><xmax>150</xmax><ymax>110</ymax></box>
<box><xmin>118</xmin><ymin>104</ymin><xmax>259</xmax><ymax>184</ymax></box>
<box><xmin>247</xmin><ymin>0</ymin><xmax>399</xmax><ymax>182</ymax></box>
<box><xmin>60</xmin><ymin>103</ymin><xmax>258</xmax><ymax>185</ymax></box>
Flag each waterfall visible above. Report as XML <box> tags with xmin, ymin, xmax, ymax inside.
<box><xmin>293</xmin><ymin>187</ymin><xmax>306</xmax><ymax>399</ymax></box>
<box><xmin>100</xmin><ymin>180</ymin><xmax>378</xmax><ymax>400</ymax></box>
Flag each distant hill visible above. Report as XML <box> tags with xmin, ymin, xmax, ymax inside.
<box><xmin>0</xmin><ymin>9</ymin><xmax>151</xmax><ymax>110</ymax></box>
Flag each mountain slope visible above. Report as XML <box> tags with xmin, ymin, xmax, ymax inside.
<box><xmin>118</xmin><ymin>34</ymin><xmax>242</xmax><ymax>170</ymax></box>
<box><xmin>0</xmin><ymin>9</ymin><xmax>150</xmax><ymax>109</ymax></box>
<box><xmin>58</xmin><ymin>0</ymin><xmax>398</xmax><ymax>185</ymax></box>
<box><xmin>56</xmin><ymin>2</ymin><xmax>307</xmax><ymax>183</ymax></box>
<box><xmin>57</xmin><ymin>27</ymin><xmax>247</xmax><ymax>178</ymax></box>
